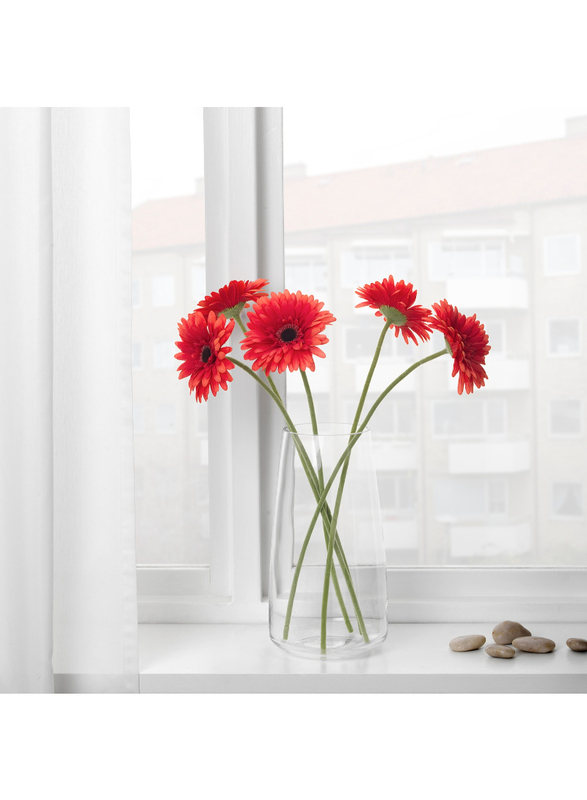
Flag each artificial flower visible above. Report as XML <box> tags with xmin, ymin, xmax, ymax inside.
<box><xmin>175</xmin><ymin>310</ymin><xmax>235</xmax><ymax>402</ymax></box>
<box><xmin>197</xmin><ymin>278</ymin><xmax>270</xmax><ymax>320</ymax></box>
<box><xmin>430</xmin><ymin>299</ymin><xmax>490</xmax><ymax>395</ymax></box>
<box><xmin>241</xmin><ymin>290</ymin><xmax>336</xmax><ymax>375</ymax></box>
<box><xmin>355</xmin><ymin>276</ymin><xmax>433</xmax><ymax>344</ymax></box>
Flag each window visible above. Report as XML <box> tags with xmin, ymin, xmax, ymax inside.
<box><xmin>378</xmin><ymin>472</ymin><xmax>417</xmax><ymax>517</ymax></box>
<box><xmin>434</xmin><ymin>477</ymin><xmax>508</xmax><ymax>520</ymax></box>
<box><xmin>285</xmin><ymin>249</ymin><xmax>328</xmax><ymax>298</ymax></box>
<box><xmin>548</xmin><ymin>318</ymin><xmax>580</xmax><ymax>356</ymax></box>
<box><xmin>152</xmin><ymin>274</ymin><xmax>175</xmax><ymax>306</ymax></box>
<box><xmin>341</xmin><ymin>242</ymin><xmax>412</xmax><ymax>287</ymax></box>
<box><xmin>354</xmin><ymin>396</ymin><xmax>416</xmax><ymax>437</ymax></box>
<box><xmin>428</xmin><ymin>239</ymin><xmax>506</xmax><ymax>280</ymax></box>
<box><xmin>131</xmin><ymin>106</ymin><xmax>211</xmax><ymax>577</ymax></box>
<box><xmin>549</xmin><ymin>398</ymin><xmax>582</xmax><ymax>437</ymax></box>
<box><xmin>433</xmin><ymin>399</ymin><xmax>506</xmax><ymax>437</ymax></box>
<box><xmin>483</xmin><ymin>320</ymin><xmax>506</xmax><ymax>356</ymax></box>
<box><xmin>544</xmin><ymin>234</ymin><xmax>581</xmax><ymax>275</ymax></box>
<box><xmin>344</xmin><ymin>326</ymin><xmax>420</xmax><ymax>362</ymax></box>
<box><xmin>552</xmin><ymin>482</ymin><xmax>584</xmax><ymax>519</ymax></box>
<box><xmin>131</xmin><ymin>107</ymin><xmax>587</xmax><ymax>627</ymax></box>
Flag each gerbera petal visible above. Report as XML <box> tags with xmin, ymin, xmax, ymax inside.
<box><xmin>241</xmin><ymin>290</ymin><xmax>335</xmax><ymax>375</ymax></box>
<box><xmin>197</xmin><ymin>279</ymin><xmax>270</xmax><ymax>318</ymax></box>
<box><xmin>355</xmin><ymin>275</ymin><xmax>433</xmax><ymax>343</ymax></box>
<box><xmin>174</xmin><ymin>309</ymin><xmax>235</xmax><ymax>402</ymax></box>
<box><xmin>430</xmin><ymin>299</ymin><xmax>490</xmax><ymax>395</ymax></box>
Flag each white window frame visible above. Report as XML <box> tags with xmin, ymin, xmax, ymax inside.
<box><xmin>137</xmin><ymin>107</ymin><xmax>587</xmax><ymax>625</ymax></box>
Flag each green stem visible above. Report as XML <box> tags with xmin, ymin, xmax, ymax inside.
<box><xmin>230</xmin><ymin>357</ymin><xmax>356</xmax><ymax>632</ymax></box>
<box><xmin>283</xmin><ymin>370</ymin><xmax>353</xmax><ymax>633</ymax></box>
<box><xmin>285</xmin><ymin>348</ymin><xmax>448</xmax><ymax>647</ymax></box>
<box><xmin>351</xmin><ymin>321</ymin><xmax>391</xmax><ymax>433</ymax></box>
<box><xmin>319</xmin><ymin>321</ymin><xmax>390</xmax><ymax>649</ymax></box>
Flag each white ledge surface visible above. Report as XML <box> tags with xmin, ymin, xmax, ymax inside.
<box><xmin>139</xmin><ymin>623</ymin><xmax>587</xmax><ymax>693</ymax></box>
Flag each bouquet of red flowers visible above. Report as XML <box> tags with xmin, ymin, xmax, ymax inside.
<box><xmin>176</xmin><ymin>276</ymin><xmax>490</xmax><ymax>655</ymax></box>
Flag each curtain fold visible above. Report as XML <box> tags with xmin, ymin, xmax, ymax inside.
<box><xmin>0</xmin><ymin>107</ymin><xmax>138</xmax><ymax>693</ymax></box>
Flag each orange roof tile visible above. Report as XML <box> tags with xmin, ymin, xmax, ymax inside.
<box><xmin>132</xmin><ymin>133</ymin><xmax>587</xmax><ymax>251</ymax></box>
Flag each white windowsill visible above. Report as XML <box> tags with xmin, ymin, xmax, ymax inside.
<box><xmin>138</xmin><ymin>623</ymin><xmax>587</xmax><ymax>693</ymax></box>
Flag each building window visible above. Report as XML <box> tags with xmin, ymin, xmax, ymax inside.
<box><xmin>549</xmin><ymin>398</ymin><xmax>582</xmax><ymax>437</ymax></box>
<box><xmin>548</xmin><ymin>318</ymin><xmax>581</xmax><ymax>356</ymax></box>
<box><xmin>132</xmin><ymin>278</ymin><xmax>142</xmax><ymax>308</ymax></box>
<box><xmin>153</xmin><ymin>341</ymin><xmax>176</xmax><ymax>369</ymax></box>
<box><xmin>434</xmin><ymin>477</ymin><xmax>508</xmax><ymax>520</ymax></box>
<box><xmin>349</xmin><ymin>397</ymin><xmax>416</xmax><ymax>437</ymax></box>
<box><xmin>156</xmin><ymin>404</ymin><xmax>176</xmax><ymax>434</ymax></box>
<box><xmin>552</xmin><ymin>482</ymin><xmax>584</xmax><ymax>518</ymax></box>
<box><xmin>378</xmin><ymin>472</ymin><xmax>416</xmax><ymax>518</ymax></box>
<box><xmin>285</xmin><ymin>249</ymin><xmax>328</xmax><ymax>298</ymax></box>
<box><xmin>483</xmin><ymin>320</ymin><xmax>506</xmax><ymax>357</ymax></box>
<box><xmin>428</xmin><ymin>239</ymin><xmax>506</xmax><ymax>280</ymax></box>
<box><xmin>152</xmin><ymin>274</ymin><xmax>175</xmax><ymax>307</ymax></box>
<box><xmin>344</xmin><ymin>326</ymin><xmax>382</xmax><ymax>362</ymax></box>
<box><xmin>433</xmin><ymin>399</ymin><xmax>506</xmax><ymax>438</ymax></box>
<box><xmin>132</xmin><ymin>342</ymin><xmax>142</xmax><ymax>370</ymax></box>
<box><xmin>343</xmin><ymin>326</ymin><xmax>419</xmax><ymax>362</ymax></box>
<box><xmin>341</xmin><ymin>243</ymin><xmax>411</xmax><ymax>288</ymax></box>
<box><xmin>544</xmin><ymin>234</ymin><xmax>581</xmax><ymax>276</ymax></box>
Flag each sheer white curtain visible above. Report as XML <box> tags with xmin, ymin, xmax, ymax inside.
<box><xmin>0</xmin><ymin>108</ymin><xmax>138</xmax><ymax>693</ymax></box>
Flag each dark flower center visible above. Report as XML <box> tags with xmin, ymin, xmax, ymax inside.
<box><xmin>201</xmin><ymin>345</ymin><xmax>212</xmax><ymax>363</ymax></box>
<box><xmin>278</xmin><ymin>325</ymin><xmax>299</xmax><ymax>343</ymax></box>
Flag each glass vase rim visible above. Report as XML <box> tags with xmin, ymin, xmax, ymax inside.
<box><xmin>282</xmin><ymin>422</ymin><xmax>371</xmax><ymax>438</ymax></box>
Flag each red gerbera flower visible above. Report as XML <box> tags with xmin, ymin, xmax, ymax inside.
<box><xmin>241</xmin><ymin>290</ymin><xmax>336</xmax><ymax>375</ymax></box>
<box><xmin>175</xmin><ymin>310</ymin><xmax>235</xmax><ymax>402</ymax></box>
<box><xmin>430</xmin><ymin>299</ymin><xmax>491</xmax><ymax>395</ymax></box>
<box><xmin>197</xmin><ymin>278</ymin><xmax>269</xmax><ymax>320</ymax></box>
<box><xmin>355</xmin><ymin>276</ymin><xmax>433</xmax><ymax>344</ymax></box>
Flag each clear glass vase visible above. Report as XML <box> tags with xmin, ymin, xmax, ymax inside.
<box><xmin>269</xmin><ymin>423</ymin><xmax>388</xmax><ymax>659</ymax></box>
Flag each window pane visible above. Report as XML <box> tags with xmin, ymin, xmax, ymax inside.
<box><xmin>549</xmin><ymin>319</ymin><xmax>580</xmax><ymax>355</ymax></box>
<box><xmin>283</xmin><ymin>107</ymin><xmax>587</xmax><ymax>566</ymax></box>
<box><xmin>550</xmin><ymin>399</ymin><xmax>581</xmax><ymax>436</ymax></box>
<box><xmin>552</xmin><ymin>483</ymin><xmax>583</xmax><ymax>518</ymax></box>
<box><xmin>484</xmin><ymin>321</ymin><xmax>505</xmax><ymax>355</ymax></box>
<box><xmin>131</xmin><ymin>107</ymin><xmax>209</xmax><ymax>566</ymax></box>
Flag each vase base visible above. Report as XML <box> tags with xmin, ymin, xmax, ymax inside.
<box><xmin>270</xmin><ymin>628</ymin><xmax>387</xmax><ymax>660</ymax></box>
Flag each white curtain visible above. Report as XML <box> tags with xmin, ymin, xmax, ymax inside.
<box><xmin>0</xmin><ymin>108</ymin><xmax>138</xmax><ymax>693</ymax></box>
